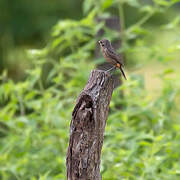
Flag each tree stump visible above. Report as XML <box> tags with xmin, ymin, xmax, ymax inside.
<box><xmin>66</xmin><ymin>70</ymin><xmax>114</xmax><ymax>180</ymax></box>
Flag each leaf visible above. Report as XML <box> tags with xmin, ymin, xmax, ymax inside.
<box><xmin>163</xmin><ymin>68</ymin><xmax>174</xmax><ymax>75</ymax></box>
<box><xmin>153</xmin><ymin>0</ymin><xmax>171</xmax><ymax>6</ymax></box>
<box><xmin>102</xmin><ymin>0</ymin><xmax>113</xmax><ymax>10</ymax></box>
<box><xmin>140</xmin><ymin>5</ymin><xmax>154</xmax><ymax>13</ymax></box>
<box><xmin>126</xmin><ymin>0</ymin><xmax>140</xmax><ymax>7</ymax></box>
<box><xmin>162</xmin><ymin>16</ymin><xmax>180</xmax><ymax>29</ymax></box>
<box><xmin>83</xmin><ymin>0</ymin><xmax>94</xmax><ymax>14</ymax></box>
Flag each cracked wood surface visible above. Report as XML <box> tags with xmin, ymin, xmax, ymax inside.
<box><xmin>66</xmin><ymin>70</ymin><xmax>114</xmax><ymax>180</ymax></box>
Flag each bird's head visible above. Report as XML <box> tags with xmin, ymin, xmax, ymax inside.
<box><xmin>98</xmin><ymin>39</ymin><xmax>110</xmax><ymax>49</ymax></box>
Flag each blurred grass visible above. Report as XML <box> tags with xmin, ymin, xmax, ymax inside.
<box><xmin>134</xmin><ymin>59</ymin><xmax>180</xmax><ymax>92</ymax></box>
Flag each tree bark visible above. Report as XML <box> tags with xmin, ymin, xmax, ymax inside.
<box><xmin>66</xmin><ymin>70</ymin><xmax>114</xmax><ymax>180</ymax></box>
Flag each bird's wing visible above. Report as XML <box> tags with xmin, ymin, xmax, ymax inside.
<box><xmin>106</xmin><ymin>48</ymin><xmax>124</xmax><ymax>66</ymax></box>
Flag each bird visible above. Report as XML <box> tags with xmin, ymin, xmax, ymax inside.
<box><xmin>98</xmin><ymin>39</ymin><xmax>127</xmax><ymax>80</ymax></box>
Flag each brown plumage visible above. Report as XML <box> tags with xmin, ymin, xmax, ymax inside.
<box><xmin>98</xmin><ymin>39</ymin><xmax>127</xmax><ymax>80</ymax></box>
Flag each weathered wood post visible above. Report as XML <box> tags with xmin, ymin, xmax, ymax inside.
<box><xmin>66</xmin><ymin>70</ymin><xmax>114</xmax><ymax>180</ymax></box>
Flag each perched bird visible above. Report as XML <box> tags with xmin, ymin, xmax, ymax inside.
<box><xmin>98</xmin><ymin>39</ymin><xmax>127</xmax><ymax>80</ymax></box>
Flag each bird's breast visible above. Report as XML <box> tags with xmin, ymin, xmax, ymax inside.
<box><xmin>102</xmin><ymin>48</ymin><xmax>116</xmax><ymax>65</ymax></box>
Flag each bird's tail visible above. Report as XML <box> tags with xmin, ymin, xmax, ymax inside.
<box><xmin>119</xmin><ymin>66</ymin><xmax>127</xmax><ymax>80</ymax></box>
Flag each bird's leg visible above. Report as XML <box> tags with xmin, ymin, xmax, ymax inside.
<box><xmin>106</xmin><ymin>66</ymin><xmax>116</xmax><ymax>73</ymax></box>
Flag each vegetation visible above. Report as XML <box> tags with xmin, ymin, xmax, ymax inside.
<box><xmin>0</xmin><ymin>0</ymin><xmax>180</xmax><ymax>179</ymax></box>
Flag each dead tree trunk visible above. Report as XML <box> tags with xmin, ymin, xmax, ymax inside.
<box><xmin>66</xmin><ymin>70</ymin><xmax>114</xmax><ymax>180</ymax></box>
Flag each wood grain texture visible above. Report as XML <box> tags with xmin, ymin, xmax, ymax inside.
<box><xmin>66</xmin><ymin>70</ymin><xmax>114</xmax><ymax>180</ymax></box>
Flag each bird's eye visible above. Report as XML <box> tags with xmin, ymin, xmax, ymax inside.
<box><xmin>102</xmin><ymin>44</ymin><xmax>104</xmax><ymax>46</ymax></box>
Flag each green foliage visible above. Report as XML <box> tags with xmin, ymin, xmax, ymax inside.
<box><xmin>0</xmin><ymin>12</ymin><xmax>96</xmax><ymax>180</ymax></box>
<box><xmin>0</xmin><ymin>0</ymin><xmax>83</xmax><ymax>79</ymax></box>
<box><xmin>103</xmin><ymin>74</ymin><xmax>180</xmax><ymax>179</ymax></box>
<box><xmin>0</xmin><ymin>0</ymin><xmax>180</xmax><ymax>179</ymax></box>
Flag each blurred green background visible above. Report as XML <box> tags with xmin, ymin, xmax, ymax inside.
<box><xmin>0</xmin><ymin>0</ymin><xmax>180</xmax><ymax>179</ymax></box>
